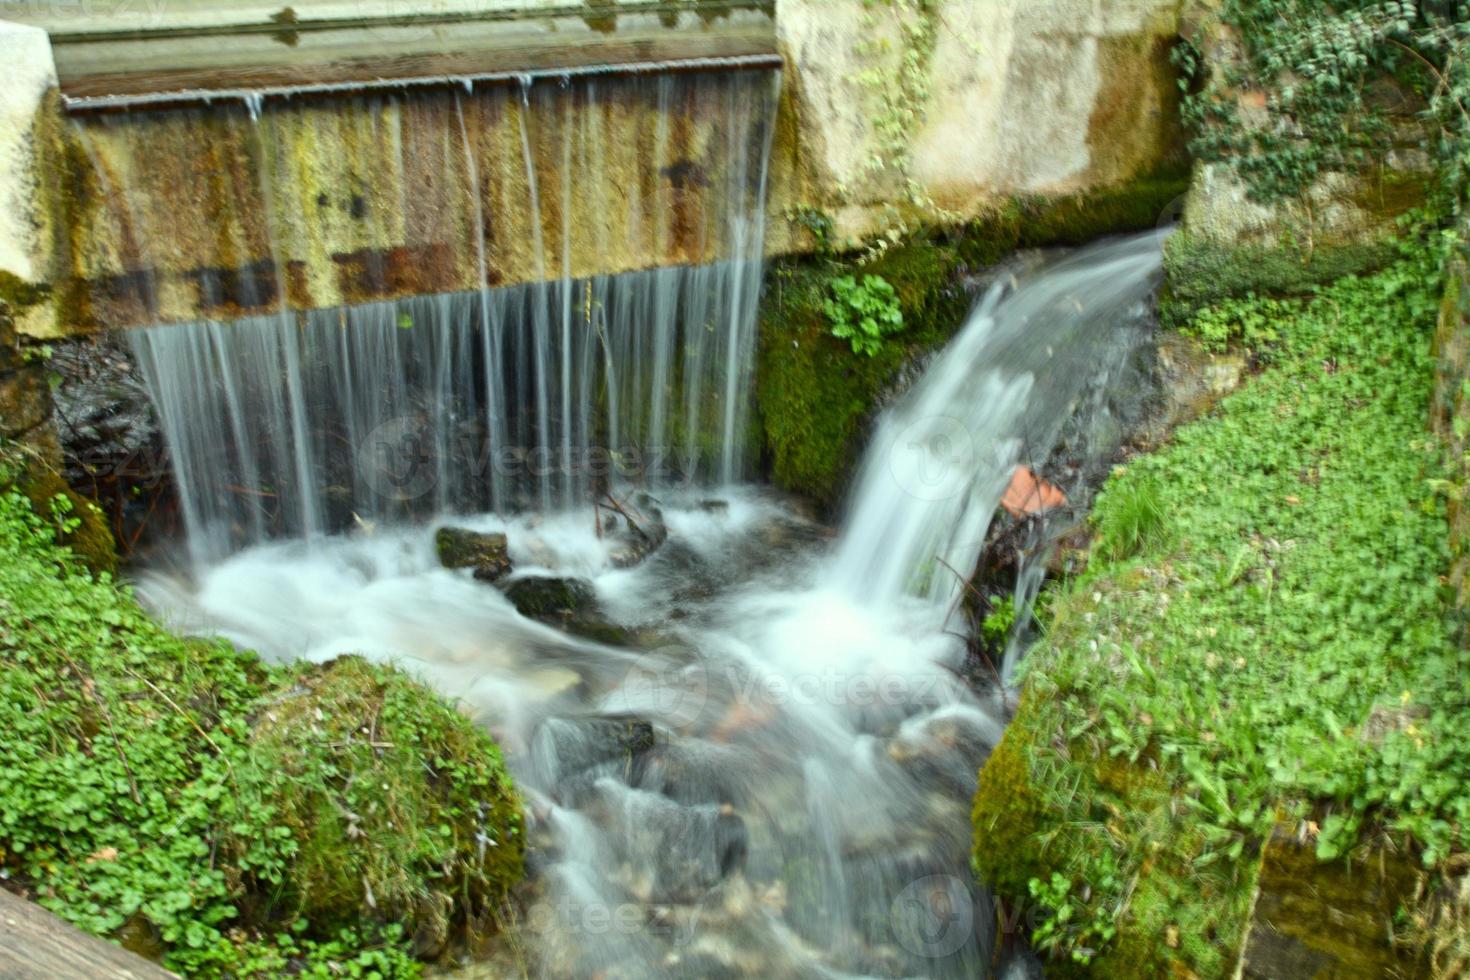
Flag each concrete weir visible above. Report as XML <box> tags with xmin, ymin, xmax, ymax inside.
<box><xmin>0</xmin><ymin>0</ymin><xmax>1189</xmax><ymax>337</ymax></box>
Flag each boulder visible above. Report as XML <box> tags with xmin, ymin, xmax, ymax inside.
<box><xmin>435</xmin><ymin>526</ymin><xmax>512</xmax><ymax>582</ymax></box>
<box><xmin>503</xmin><ymin>575</ymin><xmax>596</xmax><ymax>618</ymax></box>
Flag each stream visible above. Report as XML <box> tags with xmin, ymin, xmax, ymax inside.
<box><xmin>136</xmin><ymin>232</ymin><xmax>1166</xmax><ymax>978</ymax></box>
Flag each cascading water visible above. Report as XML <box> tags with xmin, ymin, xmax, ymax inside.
<box><xmin>90</xmin><ymin>69</ymin><xmax>776</xmax><ymax>563</ymax></box>
<box><xmin>130</xmin><ymin>263</ymin><xmax>770</xmax><ymax>565</ymax></box>
<box><xmin>831</xmin><ymin>233</ymin><xmax>1165</xmax><ymax>620</ymax></box>
<box><xmin>136</xmin><ymin>229</ymin><xmax>1165</xmax><ymax>978</ymax></box>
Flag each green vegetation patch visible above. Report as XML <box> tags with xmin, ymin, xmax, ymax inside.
<box><xmin>758</xmin><ymin>171</ymin><xmax>1190</xmax><ymax>509</ymax></box>
<box><xmin>974</xmin><ymin>246</ymin><xmax>1465</xmax><ymax>976</ymax></box>
<box><xmin>757</xmin><ymin>239</ymin><xmax>969</xmax><ymax>509</ymax></box>
<box><xmin>0</xmin><ymin>453</ymin><xmax>523</xmax><ymax>977</ymax></box>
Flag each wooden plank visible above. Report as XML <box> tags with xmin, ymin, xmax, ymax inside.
<box><xmin>0</xmin><ymin>889</ymin><xmax>177</xmax><ymax>980</ymax></box>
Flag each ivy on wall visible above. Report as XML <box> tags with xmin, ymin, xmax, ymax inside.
<box><xmin>1179</xmin><ymin>0</ymin><xmax>1469</xmax><ymax>210</ymax></box>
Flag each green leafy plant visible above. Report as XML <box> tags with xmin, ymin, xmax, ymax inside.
<box><xmin>981</xmin><ymin>595</ymin><xmax>1018</xmax><ymax>650</ymax></box>
<box><xmin>0</xmin><ymin>459</ymin><xmax>523</xmax><ymax>976</ymax></box>
<box><xmin>823</xmin><ymin>274</ymin><xmax>904</xmax><ymax>356</ymax></box>
<box><xmin>976</xmin><ymin>244</ymin><xmax>1466</xmax><ymax>974</ymax></box>
<box><xmin>1093</xmin><ymin>475</ymin><xmax>1168</xmax><ymax>561</ymax></box>
<box><xmin>1180</xmin><ymin>1</ymin><xmax>1469</xmax><ymax>211</ymax></box>
<box><xmin>1185</xmin><ymin>294</ymin><xmax>1292</xmax><ymax>352</ymax></box>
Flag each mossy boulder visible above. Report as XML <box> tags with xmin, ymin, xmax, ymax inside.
<box><xmin>0</xmin><ymin>446</ymin><xmax>117</xmax><ymax>577</ymax></box>
<box><xmin>223</xmin><ymin>656</ymin><xmax>523</xmax><ymax>955</ymax></box>
<box><xmin>503</xmin><ymin>575</ymin><xmax>596</xmax><ymax>619</ymax></box>
<box><xmin>435</xmin><ymin>526</ymin><xmax>512</xmax><ymax>582</ymax></box>
<box><xmin>1162</xmin><ymin>231</ymin><xmax>1398</xmax><ymax>326</ymax></box>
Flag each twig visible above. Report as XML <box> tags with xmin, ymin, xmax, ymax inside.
<box><xmin>600</xmin><ymin>491</ymin><xmax>648</xmax><ymax>539</ymax></box>
<box><xmin>222</xmin><ymin>484</ymin><xmax>277</xmax><ymax>499</ymax></box>
<box><xmin>58</xmin><ymin>652</ymin><xmax>142</xmax><ymax>807</ymax></box>
<box><xmin>120</xmin><ymin>666</ymin><xmax>236</xmax><ymax>786</ymax></box>
<box><xmin>936</xmin><ymin>556</ymin><xmax>1012</xmax><ymax>708</ymax></box>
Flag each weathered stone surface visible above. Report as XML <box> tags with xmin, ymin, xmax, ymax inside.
<box><xmin>0</xmin><ymin>21</ymin><xmax>56</xmax><ymax>287</ymax></box>
<box><xmin>767</xmin><ymin>0</ymin><xmax>1186</xmax><ymax>249</ymax></box>
<box><xmin>1241</xmin><ymin>826</ymin><xmax>1420</xmax><ymax>979</ymax></box>
<box><xmin>1167</xmin><ymin>14</ymin><xmax>1430</xmax><ymax>313</ymax></box>
<box><xmin>0</xmin><ymin>364</ymin><xmax>51</xmax><ymax>437</ymax></box>
<box><xmin>49</xmin><ymin>69</ymin><xmax>779</xmax><ymax>333</ymax></box>
<box><xmin>11</xmin><ymin>0</ymin><xmax>1193</xmax><ymax>335</ymax></box>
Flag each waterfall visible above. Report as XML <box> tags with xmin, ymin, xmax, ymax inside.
<box><xmin>132</xmin><ymin>233</ymin><xmax>1172</xmax><ymax>979</ymax></box>
<box><xmin>830</xmin><ymin>232</ymin><xmax>1166</xmax><ymax>621</ymax></box>
<box><xmin>104</xmin><ymin>69</ymin><xmax>777</xmax><ymax>562</ymax></box>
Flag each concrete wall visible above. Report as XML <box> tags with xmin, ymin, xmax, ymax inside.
<box><xmin>767</xmin><ymin>0</ymin><xmax>1187</xmax><ymax>250</ymax></box>
<box><xmin>0</xmin><ymin>21</ymin><xmax>59</xmax><ymax>337</ymax></box>
<box><xmin>1</xmin><ymin>0</ymin><xmax>1191</xmax><ymax>335</ymax></box>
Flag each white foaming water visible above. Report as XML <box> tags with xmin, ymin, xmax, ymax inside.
<box><xmin>137</xmin><ymin>234</ymin><xmax>1165</xmax><ymax>978</ymax></box>
<box><xmin>831</xmin><ymin>232</ymin><xmax>1166</xmax><ymax>617</ymax></box>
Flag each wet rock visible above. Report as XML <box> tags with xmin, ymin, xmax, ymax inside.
<box><xmin>887</xmin><ymin>710</ymin><xmax>1002</xmax><ymax>798</ymax></box>
<box><xmin>502</xmin><ymin>575</ymin><xmax>633</xmax><ymax>645</ymax></box>
<box><xmin>584</xmin><ymin>784</ymin><xmax>748</xmax><ymax>904</ymax></box>
<box><xmin>532</xmin><ymin>715</ymin><xmax>657</xmax><ymax>785</ymax></box>
<box><xmin>435</xmin><ymin>526</ymin><xmax>512</xmax><ymax>582</ymax></box>
<box><xmin>696</xmin><ymin>499</ymin><xmax>730</xmax><ymax>514</ymax></box>
<box><xmin>504</xmin><ymin>575</ymin><xmax>596</xmax><ymax>618</ymax></box>
<box><xmin>1130</xmin><ymin>333</ymin><xmax>1246</xmax><ymax>453</ymax></box>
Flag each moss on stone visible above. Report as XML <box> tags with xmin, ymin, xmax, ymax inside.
<box><xmin>756</xmin><ymin>239</ymin><xmax>968</xmax><ymax>509</ymax></box>
<box><xmin>0</xmin><ymin>272</ymin><xmax>49</xmax><ymax>312</ymax></box>
<box><xmin>969</xmin><ymin>691</ymin><xmax>1051</xmax><ymax>901</ymax></box>
<box><xmin>1161</xmin><ymin>231</ymin><xmax>1398</xmax><ymax>325</ymax></box>
<box><xmin>12</xmin><ymin>459</ymin><xmax>117</xmax><ymax>577</ymax></box>
<box><xmin>757</xmin><ymin>172</ymin><xmax>1192</xmax><ymax>508</ymax></box>
<box><xmin>223</xmin><ymin>655</ymin><xmax>523</xmax><ymax>951</ymax></box>
<box><xmin>946</xmin><ymin>170</ymin><xmax>1191</xmax><ymax>270</ymax></box>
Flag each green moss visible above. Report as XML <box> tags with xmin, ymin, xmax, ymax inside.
<box><xmin>10</xmin><ymin>458</ymin><xmax>117</xmax><ymax>577</ymax></box>
<box><xmin>0</xmin><ymin>444</ymin><xmax>523</xmax><ymax>975</ymax></box>
<box><xmin>757</xmin><ymin>240</ymin><xmax>968</xmax><ymax>509</ymax></box>
<box><xmin>1162</xmin><ymin>231</ymin><xmax>1398</xmax><ymax>325</ymax></box>
<box><xmin>0</xmin><ymin>272</ymin><xmax>49</xmax><ymax>311</ymax></box>
<box><xmin>223</xmin><ymin>656</ymin><xmax>523</xmax><ymax>939</ymax></box>
<box><xmin>972</xmin><ymin>248</ymin><xmax>1458</xmax><ymax>974</ymax></box>
<box><xmin>946</xmin><ymin>171</ymin><xmax>1191</xmax><ymax>269</ymax></box>
<box><xmin>970</xmin><ymin>691</ymin><xmax>1051</xmax><ymax>900</ymax></box>
<box><xmin>758</xmin><ymin>172</ymin><xmax>1191</xmax><ymax>508</ymax></box>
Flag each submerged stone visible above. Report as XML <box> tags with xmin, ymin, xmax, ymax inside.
<box><xmin>503</xmin><ymin>575</ymin><xmax>596</xmax><ymax>618</ymax></box>
<box><xmin>607</xmin><ymin>492</ymin><xmax>670</xmax><ymax>569</ymax></box>
<box><xmin>435</xmin><ymin>525</ymin><xmax>512</xmax><ymax>582</ymax></box>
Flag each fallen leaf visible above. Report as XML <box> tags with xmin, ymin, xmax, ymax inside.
<box><xmin>1001</xmin><ymin>465</ymin><xmax>1068</xmax><ymax>518</ymax></box>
